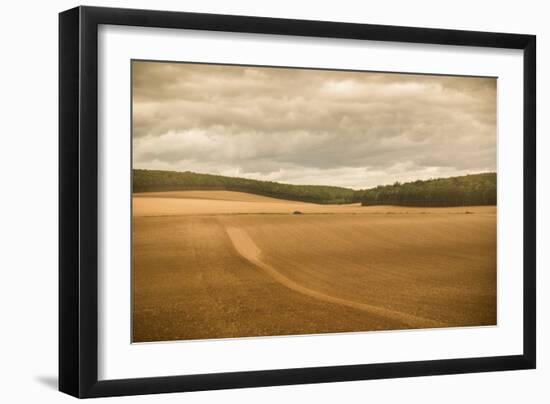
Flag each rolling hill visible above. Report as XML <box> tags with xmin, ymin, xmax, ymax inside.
<box><xmin>356</xmin><ymin>173</ymin><xmax>496</xmax><ymax>207</ymax></box>
<box><xmin>133</xmin><ymin>169</ymin><xmax>355</xmax><ymax>204</ymax></box>
<box><xmin>133</xmin><ymin>169</ymin><xmax>496</xmax><ymax>207</ymax></box>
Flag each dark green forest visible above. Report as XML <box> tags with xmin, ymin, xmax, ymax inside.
<box><xmin>133</xmin><ymin>169</ymin><xmax>355</xmax><ymax>204</ymax></box>
<box><xmin>356</xmin><ymin>173</ymin><xmax>496</xmax><ymax>207</ymax></box>
<box><xmin>133</xmin><ymin>169</ymin><xmax>496</xmax><ymax>207</ymax></box>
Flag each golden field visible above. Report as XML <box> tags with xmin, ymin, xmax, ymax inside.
<box><xmin>132</xmin><ymin>191</ymin><xmax>496</xmax><ymax>342</ymax></box>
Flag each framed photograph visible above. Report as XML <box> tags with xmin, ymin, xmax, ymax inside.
<box><xmin>59</xmin><ymin>6</ymin><xmax>536</xmax><ymax>398</ymax></box>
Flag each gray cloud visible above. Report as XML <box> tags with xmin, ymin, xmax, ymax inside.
<box><xmin>132</xmin><ymin>61</ymin><xmax>496</xmax><ymax>189</ymax></box>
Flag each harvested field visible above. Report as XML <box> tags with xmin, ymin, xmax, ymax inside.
<box><xmin>132</xmin><ymin>191</ymin><xmax>496</xmax><ymax>342</ymax></box>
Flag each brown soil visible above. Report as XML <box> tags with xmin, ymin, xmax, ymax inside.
<box><xmin>132</xmin><ymin>191</ymin><xmax>496</xmax><ymax>342</ymax></box>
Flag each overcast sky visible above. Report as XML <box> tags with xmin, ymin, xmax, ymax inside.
<box><xmin>132</xmin><ymin>61</ymin><xmax>496</xmax><ymax>190</ymax></box>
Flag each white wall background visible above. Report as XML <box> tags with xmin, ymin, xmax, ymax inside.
<box><xmin>0</xmin><ymin>0</ymin><xmax>546</xmax><ymax>402</ymax></box>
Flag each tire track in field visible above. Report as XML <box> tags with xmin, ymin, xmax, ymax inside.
<box><xmin>225</xmin><ymin>226</ymin><xmax>446</xmax><ymax>329</ymax></box>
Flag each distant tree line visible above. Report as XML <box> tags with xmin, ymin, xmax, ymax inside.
<box><xmin>133</xmin><ymin>169</ymin><xmax>355</xmax><ymax>204</ymax></box>
<box><xmin>354</xmin><ymin>173</ymin><xmax>496</xmax><ymax>207</ymax></box>
<box><xmin>133</xmin><ymin>169</ymin><xmax>496</xmax><ymax>207</ymax></box>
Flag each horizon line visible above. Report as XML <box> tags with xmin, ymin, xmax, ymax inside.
<box><xmin>133</xmin><ymin>168</ymin><xmax>496</xmax><ymax>192</ymax></box>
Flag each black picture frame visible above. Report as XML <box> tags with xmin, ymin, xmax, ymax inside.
<box><xmin>59</xmin><ymin>5</ymin><xmax>536</xmax><ymax>398</ymax></box>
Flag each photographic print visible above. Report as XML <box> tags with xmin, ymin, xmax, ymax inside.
<box><xmin>131</xmin><ymin>61</ymin><xmax>497</xmax><ymax>343</ymax></box>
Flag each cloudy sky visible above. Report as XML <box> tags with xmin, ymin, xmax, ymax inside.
<box><xmin>132</xmin><ymin>61</ymin><xmax>496</xmax><ymax>190</ymax></box>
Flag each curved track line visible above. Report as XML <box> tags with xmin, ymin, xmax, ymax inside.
<box><xmin>225</xmin><ymin>226</ymin><xmax>445</xmax><ymax>329</ymax></box>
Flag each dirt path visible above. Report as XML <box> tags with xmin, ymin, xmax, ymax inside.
<box><xmin>225</xmin><ymin>226</ymin><xmax>445</xmax><ymax>329</ymax></box>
